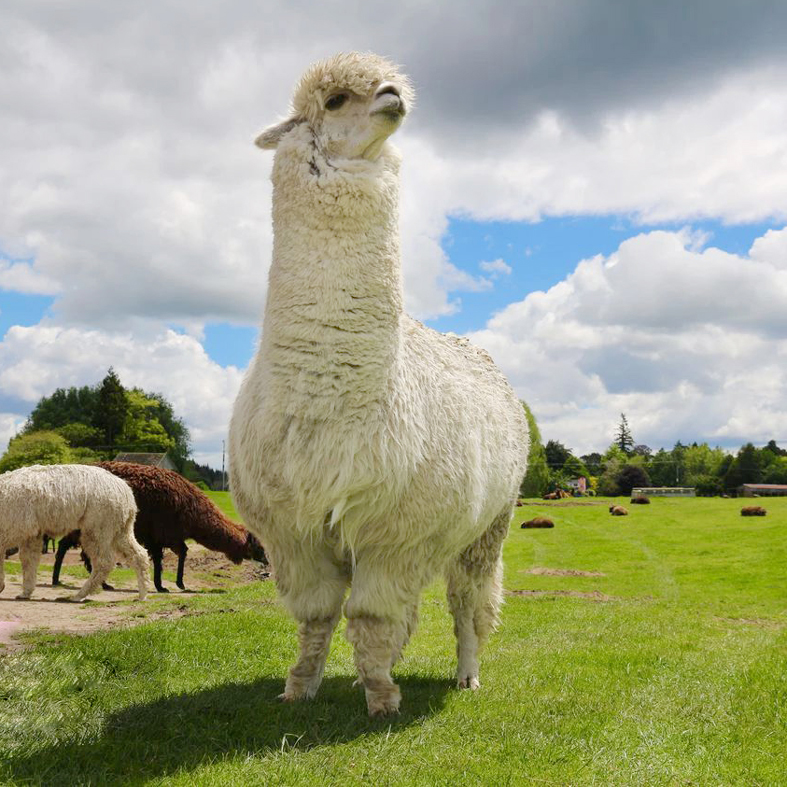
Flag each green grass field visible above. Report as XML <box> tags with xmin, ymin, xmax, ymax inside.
<box><xmin>1</xmin><ymin>496</ymin><xmax>785</xmax><ymax>785</ymax></box>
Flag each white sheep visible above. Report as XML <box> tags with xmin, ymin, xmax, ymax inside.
<box><xmin>229</xmin><ymin>52</ymin><xmax>528</xmax><ymax>716</ymax></box>
<box><xmin>0</xmin><ymin>464</ymin><xmax>149</xmax><ymax>601</ymax></box>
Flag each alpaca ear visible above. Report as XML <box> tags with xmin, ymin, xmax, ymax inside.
<box><xmin>255</xmin><ymin>118</ymin><xmax>301</xmax><ymax>149</ymax></box>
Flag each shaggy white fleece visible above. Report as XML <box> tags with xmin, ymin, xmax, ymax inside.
<box><xmin>229</xmin><ymin>52</ymin><xmax>528</xmax><ymax>715</ymax></box>
<box><xmin>0</xmin><ymin>464</ymin><xmax>149</xmax><ymax>601</ymax></box>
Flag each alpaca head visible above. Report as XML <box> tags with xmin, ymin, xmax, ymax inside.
<box><xmin>256</xmin><ymin>52</ymin><xmax>414</xmax><ymax>162</ymax></box>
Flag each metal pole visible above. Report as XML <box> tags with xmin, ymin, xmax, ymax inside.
<box><xmin>222</xmin><ymin>440</ymin><xmax>226</xmax><ymax>491</ymax></box>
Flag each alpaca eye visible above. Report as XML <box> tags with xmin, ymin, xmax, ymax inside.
<box><xmin>325</xmin><ymin>93</ymin><xmax>347</xmax><ymax>111</ymax></box>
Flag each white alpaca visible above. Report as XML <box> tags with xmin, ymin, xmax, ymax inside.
<box><xmin>229</xmin><ymin>52</ymin><xmax>528</xmax><ymax>715</ymax></box>
<box><xmin>0</xmin><ymin>464</ymin><xmax>149</xmax><ymax>601</ymax></box>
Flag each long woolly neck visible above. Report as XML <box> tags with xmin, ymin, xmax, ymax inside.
<box><xmin>258</xmin><ymin>126</ymin><xmax>403</xmax><ymax>420</ymax></box>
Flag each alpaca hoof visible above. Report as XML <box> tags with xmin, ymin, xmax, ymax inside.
<box><xmin>278</xmin><ymin>691</ymin><xmax>300</xmax><ymax>703</ymax></box>
<box><xmin>457</xmin><ymin>676</ymin><xmax>480</xmax><ymax>690</ymax></box>
<box><xmin>176</xmin><ymin>583</ymin><xmax>186</xmax><ymax>591</ymax></box>
<box><xmin>54</xmin><ymin>596</ymin><xmax>79</xmax><ymax>603</ymax></box>
<box><xmin>14</xmin><ymin>594</ymin><xmax>31</xmax><ymax>601</ymax></box>
<box><xmin>367</xmin><ymin>697</ymin><xmax>401</xmax><ymax>717</ymax></box>
<box><xmin>352</xmin><ymin>678</ymin><xmax>364</xmax><ymax>688</ymax></box>
<box><xmin>365</xmin><ymin>685</ymin><xmax>401</xmax><ymax>717</ymax></box>
<box><xmin>101</xmin><ymin>583</ymin><xmax>115</xmax><ymax>591</ymax></box>
<box><xmin>156</xmin><ymin>586</ymin><xmax>169</xmax><ymax>593</ymax></box>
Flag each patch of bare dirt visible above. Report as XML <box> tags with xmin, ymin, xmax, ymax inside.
<box><xmin>522</xmin><ymin>567</ymin><xmax>606</xmax><ymax>577</ymax></box>
<box><xmin>518</xmin><ymin>501</ymin><xmax>607</xmax><ymax>508</ymax></box>
<box><xmin>0</xmin><ymin>544</ymin><xmax>269</xmax><ymax>652</ymax></box>
<box><xmin>506</xmin><ymin>589</ymin><xmax>614</xmax><ymax>602</ymax></box>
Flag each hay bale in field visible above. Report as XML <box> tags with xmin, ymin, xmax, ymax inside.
<box><xmin>609</xmin><ymin>505</ymin><xmax>628</xmax><ymax>516</ymax></box>
<box><xmin>520</xmin><ymin>517</ymin><xmax>555</xmax><ymax>529</ymax></box>
<box><xmin>630</xmin><ymin>495</ymin><xmax>650</xmax><ymax>504</ymax></box>
<box><xmin>740</xmin><ymin>506</ymin><xmax>766</xmax><ymax>517</ymax></box>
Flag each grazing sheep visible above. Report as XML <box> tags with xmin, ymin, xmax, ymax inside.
<box><xmin>521</xmin><ymin>517</ymin><xmax>555</xmax><ymax>529</ymax></box>
<box><xmin>51</xmin><ymin>462</ymin><xmax>266</xmax><ymax>592</ymax></box>
<box><xmin>609</xmin><ymin>505</ymin><xmax>628</xmax><ymax>516</ymax></box>
<box><xmin>0</xmin><ymin>464</ymin><xmax>148</xmax><ymax>601</ymax></box>
<box><xmin>740</xmin><ymin>506</ymin><xmax>767</xmax><ymax>516</ymax></box>
<box><xmin>229</xmin><ymin>52</ymin><xmax>528</xmax><ymax>716</ymax></box>
<box><xmin>630</xmin><ymin>496</ymin><xmax>650</xmax><ymax>505</ymax></box>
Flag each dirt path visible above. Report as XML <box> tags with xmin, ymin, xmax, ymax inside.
<box><xmin>0</xmin><ymin>545</ymin><xmax>268</xmax><ymax>651</ymax></box>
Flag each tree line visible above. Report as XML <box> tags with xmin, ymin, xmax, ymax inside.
<box><xmin>520</xmin><ymin>410</ymin><xmax>786</xmax><ymax>497</ymax></box>
<box><xmin>0</xmin><ymin>369</ymin><xmax>221</xmax><ymax>489</ymax></box>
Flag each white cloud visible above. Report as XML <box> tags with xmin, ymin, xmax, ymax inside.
<box><xmin>479</xmin><ymin>259</ymin><xmax>512</xmax><ymax>277</ymax></box>
<box><xmin>468</xmin><ymin>227</ymin><xmax>787</xmax><ymax>454</ymax></box>
<box><xmin>0</xmin><ymin>325</ymin><xmax>244</xmax><ymax>457</ymax></box>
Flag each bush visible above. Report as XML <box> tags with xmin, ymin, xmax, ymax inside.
<box><xmin>616</xmin><ymin>464</ymin><xmax>651</xmax><ymax>496</ymax></box>
<box><xmin>693</xmin><ymin>474</ymin><xmax>724</xmax><ymax>496</ymax></box>
<box><xmin>0</xmin><ymin>431</ymin><xmax>71</xmax><ymax>473</ymax></box>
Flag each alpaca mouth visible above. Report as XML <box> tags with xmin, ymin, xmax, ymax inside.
<box><xmin>371</xmin><ymin>93</ymin><xmax>406</xmax><ymax>120</ymax></box>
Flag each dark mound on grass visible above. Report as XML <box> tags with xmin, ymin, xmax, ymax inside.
<box><xmin>630</xmin><ymin>495</ymin><xmax>650</xmax><ymax>504</ymax></box>
<box><xmin>741</xmin><ymin>506</ymin><xmax>767</xmax><ymax>517</ymax></box>
<box><xmin>521</xmin><ymin>517</ymin><xmax>555</xmax><ymax>529</ymax></box>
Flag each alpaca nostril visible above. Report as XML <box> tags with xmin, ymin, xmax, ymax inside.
<box><xmin>375</xmin><ymin>82</ymin><xmax>400</xmax><ymax>99</ymax></box>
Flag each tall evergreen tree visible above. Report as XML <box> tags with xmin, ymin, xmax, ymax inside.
<box><xmin>93</xmin><ymin>368</ymin><xmax>129</xmax><ymax>448</ymax></box>
<box><xmin>615</xmin><ymin>413</ymin><xmax>634</xmax><ymax>454</ymax></box>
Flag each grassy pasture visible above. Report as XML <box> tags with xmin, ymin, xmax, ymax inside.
<box><xmin>0</xmin><ymin>496</ymin><xmax>785</xmax><ymax>785</ymax></box>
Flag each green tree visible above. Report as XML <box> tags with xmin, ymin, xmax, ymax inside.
<box><xmin>545</xmin><ymin>440</ymin><xmax>571</xmax><ymax>471</ymax></box>
<box><xmin>0</xmin><ymin>431</ymin><xmax>72</xmax><ymax>474</ymax></box>
<box><xmin>118</xmin><ymin>390</ymin><xmax>177</xmax><ymax>454</ymax></box>
<box><xmin>55</xmin><ymin>422</ymin><xmax>103</xmax><ymax>448</ymax></box>
<box><xmin>615</xmin><ymin>413</ymin><xmax>634</xmax><ymax>454</ymax></box>
<box><xmin>519</xmin><ymin>402</ymin><xmax>549</xmax><ymax>498</ymax></box>
<box><xmin>724</xmin><ymin>443</ymin><xmax>763</xmax><ymax>491</ymax></box>
<box><xmin>581</xmin><ymin>452</ymin><xmax>603</xmax><ymax>475</ymax></box>
<box><xmin>93</xmin><ymin>368</ymin><xmax>128</xmax><ymax>447</ymax></box>
<box><xmin>23</xmin><ymin>385</ymin><xmax>99</xmax><ymax>433</ymax></box>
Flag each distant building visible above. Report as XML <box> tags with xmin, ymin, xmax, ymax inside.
<box><xmin>632</xmin><ymin>487</ymin><xmax>696</xmax><ymax>497</ymax></box>
<box><xmin>567</xmin><ymin>477</ymin><xmax>587</xmax><ymax>494</ymax></box>
<box><xmin>738</xmin><ymin>483</ymin><xmax>787</xmax><ymax>497</ymax></box>
<box><xmin>113</xmin><ymin>452</ymin><xmax>177</xmax><ymax>472</ymax></box>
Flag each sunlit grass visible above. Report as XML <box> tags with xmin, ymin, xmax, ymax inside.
<box><xmin>0</xmin><ymin>497</ymin><xmax>784</xmax><ymax>785</ymax></box>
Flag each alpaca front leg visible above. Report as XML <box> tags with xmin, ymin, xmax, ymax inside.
<box><xmin>17</xmin><ymin>538</ymin><xmax>43</xmax><ymax>599</ymax></box>
<box><xmin>345</xmin><ymin>616</ymin><xmax>404</xmax><ymax>716</ymax></box>
<box><xmin>281</xmin><ymin>613</ymin><xmax>342</xmax><ymax>701</ymax></box>
<box><xmin>274</xmin><ymin>542</ymin><xmax>349</xmax><ymax>702</ymax></box>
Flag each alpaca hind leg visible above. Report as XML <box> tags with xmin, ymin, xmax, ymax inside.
<box><xmin>114</xmin><ymin>530</ymin><xmax>150</xmax><ymax>601</ymax></box>
<box><xmin>274</xmin><ymin>542</ymin><xmax>348</xmax><ymax>701</ymax></box>
<box><xmin>17</xmin><ymin>538</ymin><xmax>43</xmax><ymax>599</ymax></box>
<box><xmin>70</xmin><ymin>534</ymin><xmax>115</xmax><ymax>601</ymax></box>
<box><xmin>447</xmin><ymin>506</ymin><xmax>511</xmax><ymax>690</ymax></box>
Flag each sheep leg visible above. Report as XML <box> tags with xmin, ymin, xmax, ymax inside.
<box><xmin>113</xmin><ymin>528</ymin><xmax>150</xmax><ymax>601</ymax></box>
<box><xmin>17</xmin><ymin>537</ymin><xmax>43</xmax><ymax>600</ymax></box>
<box><xmin>150</xmin><ymin>545</ymin><xmax>168</xmax><ymax>592</ymax></box>
<box><xmin>446</xmin><ymin>506</ymin><xmax>512</xmax><ymax>690</ymax></box>
<box><xmin>273</xmin><ymin>542</ymin><xmax>348</xmax><ymax>702</ymax></box>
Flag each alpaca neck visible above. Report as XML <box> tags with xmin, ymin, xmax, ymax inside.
<box><xmin>259</xmin><ymin>131</ymin><xmax>403</xmax><ymax>418</ymax></box>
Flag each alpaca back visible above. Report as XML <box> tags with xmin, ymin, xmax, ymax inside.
<box><xmin>0</xmin><ymin>464</ymin><xmax>136</xmax><ymax>541</ymax></box>
<box><xmin>96</xmin><ymin>462</ymin><xmax>249</xmax><ymax>562</ymax></box>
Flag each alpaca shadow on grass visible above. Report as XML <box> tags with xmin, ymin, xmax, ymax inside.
<box><xmin>2</xmin><ymin>674</ymin><xmax>453</xmax><ymax>785</ymax></box>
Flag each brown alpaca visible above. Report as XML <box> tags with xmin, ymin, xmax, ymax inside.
<box><xmin>609</xmin><ymin>505</ymin><xmax>628</xmax><ymax>516</ymax></box>
<box><xmin>520</xmin><ymin>517</ymin><xmax>555</xmax><ymax>529</ymax></box>
<box><xmin>52</xmin><ymin>462</ymin><xmax>266</xmax><ymax>592</ymax></box>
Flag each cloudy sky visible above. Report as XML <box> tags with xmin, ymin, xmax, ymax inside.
<box><xmin>2</xmin><ymin>0</ymin><xmax>787</xmax><ymax>466</ymax></box>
